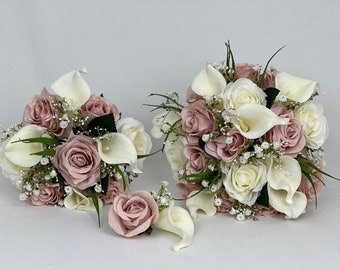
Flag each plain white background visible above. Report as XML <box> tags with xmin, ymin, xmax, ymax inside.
<box><xmin>1</xmin><ymin>1</ymin><xmax>340</xmax><ymax>269</ymax></box>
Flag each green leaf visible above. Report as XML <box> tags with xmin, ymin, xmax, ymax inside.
<box><xmin>89</xmin><ymin>187</ymin><xmax>101</xmax><ymax>228</ymax></box>
<box><xmin>264</xmin><ymin>87</ymin><xmax>280</xmax><ymax>108</ymax></box>
<box><xmin>256</xmin><ymin>184</ymin><xmax>269</xmax><ymax>207</ymax></box>
<box><xmin>181</xmin><ymin>170</ymin><xmax>218</xmax><ymax>180</ymax></box>
<box><xmin>258</xmin><ymin>45</ymin><xmax>285</xmax><ymax>88</ymax></box>
<box><xmin>30</xmin><ymin>149</ymin><xmax>56</xmax><ymax>157</ymax></box>
<box><xmin>100</xmin><ymin>175</ymin><xmax>109</xmax><ymax>195</ymax></box>
<box><xmin>114</xmin><ymin>164</ymin><xmax>129</xmax><ymax>192</ymax></box>
<box><xmin>11</xmin><ymin>136</ymin><xmax>59</xmax><ymax>146</ymax></box>
<box><xmin>87</xmin><ymin>113</ymin><xmax>117</xmax><ymax>137</ymax></box>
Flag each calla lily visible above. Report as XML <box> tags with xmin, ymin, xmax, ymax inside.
<box><xmin>153</xmin><ymin>201</ymin><xmax>194</xmax><ymax>252</ymax></box>
<box><xmin>186</xmin><ymin>190</ymin><xmax>216</xmax><ymax>219</ymax></box>
<box><xmin>275</xmin><ymin>72</ymin><xmax>320</xmax><ymax>103</ymax></box>
<box><xmin>191</xmin><ymin>64</ymin><xmax>226</xmax><ymax>98</ymax></box>
<box><xmin>96</xmin><ymin>133</ymin><xmax>141</xmax><ymax>173</ymax></box>
<box><xmin>266</xmin><ymin>156</ymin><xmax>307</xmax><ymax>219</ymax></box>
<box><xmin>50</xmin><ymin>68</ymin><xmax>91</xmax><ymax>109</ymax></box>
<box><xmin>4</xmin><ymin>124</ymin><xmax>45</xmax><ymax>167</ymax></box>
<box><xmin>64</xmin><ymin>188</ymin><xmax>103</xmax><ymax>211</ymax></box>
<box><xmin>231</xmin><ymin>103</ymin><xmax>289</xmax><ymax>139</ymax></box>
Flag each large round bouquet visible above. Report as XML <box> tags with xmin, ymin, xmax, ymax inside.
<box><xmin>149</xmin><ymin>42</ymin><xmax>338</xmax><ymax>221</ymax></box>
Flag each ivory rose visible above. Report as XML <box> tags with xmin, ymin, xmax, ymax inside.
<box><xmin>222</xmin><ymin>78</ymin><xmax>267</xmax><ymax>110</ymax></box>
<box><xmin>164</xmin><ymin>137</ymin><xmax>188</xmax><ymax>180</ymax></box>
<box><xmin>151</xmin><ymin>111</ymin><xmax>181</xmax><ymax>139</ymax></box>
<box><xmin>181</xmin><ymin>100</ymin><xmax>215</xmax><ymax>142</ymax></box>
<box><xmin>223</xmin><ymin>161</ymin><xmax>267</xmax><ymax>206</ymax></box>
<box><xmin>294</xmin><ymin>101</ymin><xmax>329</xmax><ymax>149</ymax></box>
<box><xmin>52</xmin><ymin>134</ymin><xmax>101</xmax><ymax>190</ymax></box>
<box><xmin>264</xmin><ymin>104</ymin><xmax>305</xmax><ymax>157</ymax></box>
<box><xmin>117</xmin><ymin>117</ymin><xmax>152</xmax><ymax>170</ymax></box>
<box><xmin>205</xmin><ymin>128</ymin><xmax>246</xmax><ymax>162</ymax></box>
<box><xmin>109</xmin><ymin>191</ymin><xmax>159</xmax><ymax>237</ymax></box>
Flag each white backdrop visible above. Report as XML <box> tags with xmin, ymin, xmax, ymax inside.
<box><xmin>1</xmin><ymin>1</ymin><xmax>340</xmax><ymax>269</ymax></box>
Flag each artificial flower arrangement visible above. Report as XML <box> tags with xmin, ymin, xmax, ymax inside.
<box><xmin>0</xmin><ymin>69</ymin><xmax>194</xmax><ymax>251</ymax></box>
<box><xmin>148</xmin><ymin>42</ymin><xmax>339</xmax><ymax>221</ymax></box>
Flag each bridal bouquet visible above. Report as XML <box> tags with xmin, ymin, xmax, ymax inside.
<box><xmin>0</xmin><ymin>69</ymin><xmax>194</xmax><ymax>251</ymax></box>
<box><xmin>148</xmin><ymin>42</ymin><xmax>338</xmax><ymax>221</ymax></box>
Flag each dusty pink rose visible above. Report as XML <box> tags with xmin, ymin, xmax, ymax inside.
<box><xmin>264</xmin><ymin>104</ymin><xmax>305</xmax><ymax>157</ymax></box>
<box><xmin>216</xmin><ymin>193</ymin><xmax>234</xmax><ymax>213</ymax></box>
<box><xmin>176</xmin><ymin>180</ymin><xmax>202</xmax><ymax>199</ymax></box>
<box><xmin>205</xmin><ymin>129</ymin><xmax>246</xmax><ymax>162</ymax></box>
<box><xmin>186</xmin><ymin>86</ymin><xmax>204</xmax><ymax>103</ymax></box>
<box><xmin>184</xmin><ymin>144</ymin><xmax>208</xmax><ymax>175</ymax></box>
<box><xmin>99</xmin><ymin>176</ymin><xmax>128</xmax><ymax>205</ymax></box>
<box><xmin>298</xmin><ymin>162</ymin><xmax>325</xmax><ymax>200</ymax></box>
<box><xmin>181</xmin><ymin>100</ymin><xmax>215</xmax><ymax>142</ymax></box>
<box><xmin>257</xmin><ymin>204</ymin><xmax>279</xmax><ymax>217</ymax></box>
<box><xmin>28</xmin><ymin>184</ymin><xmax>61</xmax><ymax>206</ymax></box>
<box><xmin>52</xmin><ymin>135</ymin><xmax>101</xmax><ymax>190</ymax></box>
<box><xmin>83</xmin><ymin>94</ymin><xmax>120</xmax><ymax>123</ymax></box>
<box><xmin>108</xmin><ymin>191</ymin><xmax>159</xmax><ymax>237</ymax></box>
<box><xmin>235</xmin><ymin>63</ymin><xmax>277</xmax><ymax>90</ymax></box>
<box><xmin>22</xmin><ymin>88</ymin><xmax>71</xmax><ymax>139</ymax></box>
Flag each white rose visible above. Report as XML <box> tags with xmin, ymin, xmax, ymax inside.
<box><xmin>164</xmin><ymin>136</ymin><xmax>188</xmax><ymax>181</ymax></box>
<box><xmin>151</xmin><ymin>111</ymin><xmax>181</xmax><ymax>139</ymax></box>
<box><xmin>116</xmin><ymin>117</ymin><xmax>152</xmax><ymax>170</ymax></box>
<box><xmin>222</xmin><ymin>78</ymin><xmax>267</xmax><ymax>110</ymax></box>
<box><xmin>294</xmin><ymin>101</ymin><xmax>329</xmax><ymax>149</ymax></box>
<box><xmin>223</xmin><ymin>161</ymin><xmax>267</xmax><ymax>206</ymax></box>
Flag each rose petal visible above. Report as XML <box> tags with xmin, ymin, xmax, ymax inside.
<box><xmin>153</xmin><ymin>201</ymin><xmax>194</xmax><ymax>252</ymax></box>
<box><xmin>275</xmin><ymin>72</ymin><xmax>320</xmax><ymax>103</ymax></box>
<box><xmin>96</xmin><ymin>133</ymin><xmax>141</xmax><ymax>173</ymax></box>
<box><xmin>191</xmin><ymin>64</ymin><xmax>226</xmax><ymax>98</ymax></box>
<box><xmin>231</xmin><ymin>103</ymin><xmax>289</xmax><ymax>139</ymax></box>
<box><xmin>186</xmin><ymin>190</ymin><xmax>216</xmax><ymax>219</ymax></box>
<box><xmin>64</xmin><ymin>188</ymin><xmax>103</xmax><ymax>211</ymax></box>
<box><xmin>4</xmin><ymin>125</ymin><xmax>45</xmax><ymax>167</ymax></box>
<box><xmin>50</xmin><ymin>69</ymin><xmax>91</xmax><ymax>109</ymax></box>
<box><xmin>266</xmin><ymin>156</ymin><xmax>307</xmax><ymax>219</ymax></box>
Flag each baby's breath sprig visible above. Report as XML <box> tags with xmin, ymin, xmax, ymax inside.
<box><xmin>151</xmin><ymin>181</ymin><xmax>172</xmax><ymax>212</ymax></box>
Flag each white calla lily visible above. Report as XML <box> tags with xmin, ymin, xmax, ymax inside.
<box><xmin>153</xmin><ymin>201</ymin><xmax>194</xmax><ymax>252</ymax></box>
<box><xmin>266</xmin><ymin>156</ymin><xmax>307</xmax><ymax>219</ymax></box>
<box><xmin>4</xmin><ymin>124</ymin><xmax>45</xmax><ymax>167</ymax></box>
<box><xmin>64</xmin><ymin>188</ymin><xmax>103</xmax><ymax>211</ymax></box>
<box><xmin>186</xmin><ymin>190</ymin><xmax>216</xmax><ymax>219</ymax></box>
<box><xmin>50</xmin><ymin>69</ymin><xmax>91</xmax><ymax>109</ymax></box>
<box><xmin>96</xmin><ymin>133</ymin><xmax>141</xmax><ymax>173</ymax></box>
<box><xmin>275</xmin><ymin>72</ymin><xmax>320</xmax><ymax>103</ymax></box>
<box><xmin>191</xmin><ymin>64</ymin><xmax>226</xmax><ymax>98</ymax></box>
<box><xmin>231</xmin><ymin>103</ymin><xmax>289</xmax><ymax>139</ymax></box>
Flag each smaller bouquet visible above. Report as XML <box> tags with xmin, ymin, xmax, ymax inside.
<box><xmin>148</xmin><ymin>42</ymin><xmax>339</xmax><ymax>221</ymax></box>
<box><xmin>0</xmin><ymin>69</ymin><xmax>195</xmax><ymax>251</ymax></box>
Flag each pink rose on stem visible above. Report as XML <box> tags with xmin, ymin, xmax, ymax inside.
<box><xmin>181</xmin><ymin>100</ymin><xmax>215</xmax><ymax>142</ymax></box>
<box><xmin>298</xmin><ymin>162</ymin><xmax>325</xmax><ymax>200</ymax></box>
<box><xmin>205</xmin><ymin>129</ymin><xmax>246</xmax><ymax>162</ymax></box>
<box><xmin>22</xmin><ymin>88</ymin><xmax>71</xmax><ymax>139</ymax></box>
<box><xmin>184</xmin><ymin>144</ymin><xmax>208</xmax><ymax>175</ymax></box>
<box><xmin>83</xmin><ymin>94</ymin><xmax>120</xmax><ymax>123</ymax></box>
<box><xmin>109</xmin><ymin>191</ymin><xmax>159</xmax><ymax>237</ymax></box>
<box><xmin>52</xmin><ymin>135</ymin><xmax>101</xmax><ymax>190</ymax></box>
<box><xmin>264</xmin><ymin>104</ymin><xmax>305</xmax><ymax>157</ymax></box>
<box><xmin>99</xmin><ymin>176</ymin><xmax>128</xmax><ymax>205</ymax></box>
<box><xmin>28</xmin><ymin>184</ymin><xmax>61</xmax><ymax>206</ymax></box>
